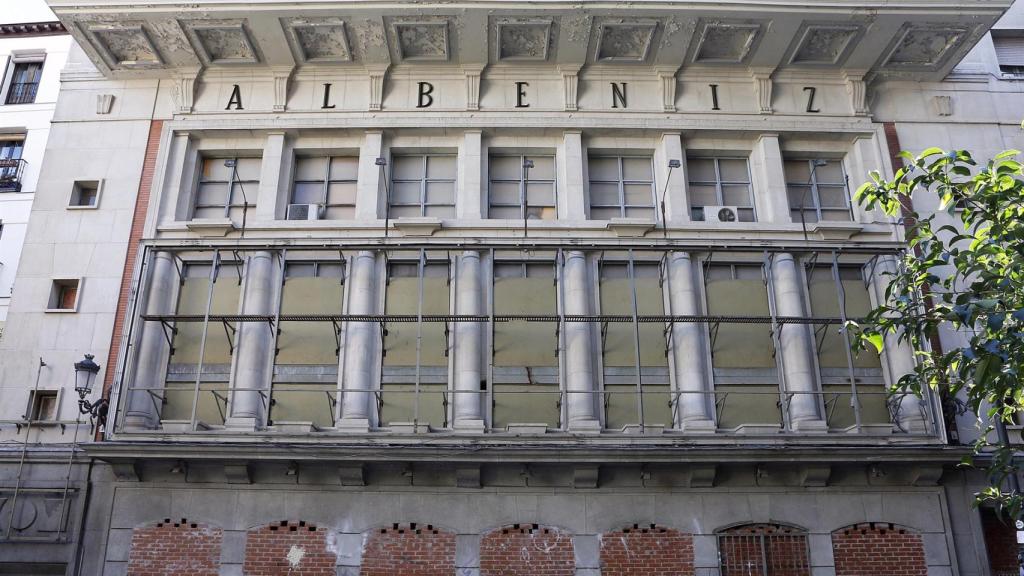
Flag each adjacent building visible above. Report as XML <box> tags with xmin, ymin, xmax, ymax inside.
<box><xmin>0</xmin><ymin>0</ymin><xmax>1023</xmax><ymax>574</ymax></box>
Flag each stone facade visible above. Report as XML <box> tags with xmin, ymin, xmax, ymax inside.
<box><xmin>0</xmin><ymin>0</ymin><xmax>1022</xmax><ymax>574</ymax></box>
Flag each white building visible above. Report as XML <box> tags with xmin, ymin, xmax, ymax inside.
<box><xmin>0</xmin><ymin>1</ymin><xmax>70</xmax><ymax>329</ymax></box>
<box><xmin>0</xmin><ymin>0</ymin><xmax>1021</xmax><ymax>574</ymax></box>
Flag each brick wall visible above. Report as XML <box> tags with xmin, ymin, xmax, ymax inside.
<box><xmin>600</xmin><ymin>524</ymin><xmax>694</xmax><ymax>576</ymax></box>
<box><xmin>479</xmin><ymin>523</ymin><xmax>575</xmax><ymax>576</ymax></box>
<box><xmin>718</xmin><ymin>524</ymin><xmax>810</xmax><ymax>576</ymax></box>
<box><xmin>242</xmin><ymin>520</ymin><xmax>336</xmax><ymax>576</ymax></box>
<box><xmin>361</xmin><ymin>522</ymin><xmax>456</xmax><ymax>576</ymax></box>
<box><xmin>126</xmin><ymin>518</ymin><xmax>222</xmax><ymax>576</ymax></box>
<box><xmin>831</xmin><ymin>522</ymin><xmax>927</xmax><ymax>576</ymax></box>
<box><xmin>981</xmin><ymin>509</ymin><xmax>1021</xmax><ymax>576</ymax></box>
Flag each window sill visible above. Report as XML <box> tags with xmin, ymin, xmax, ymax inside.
<box><xmin>391</xmin><ymin>217</ymin><xmax>442</xmax><ymax>236</ymax></box>
<box><xmin>606</xmin><ymin>217</ymin><xmax>656</xmax><ymax>237</ymax></box>
<box><xmin>810</xmin><ymin>222</ymin><xmax>863</xmax><ymax>240</ymax></box>
<box><xmin>44</xmin><ymin>308</ymin><xmax>78</xmax><ymax>313</ymax></box>
<box><xmin>185</xmin><ymin>218</ymin><xmax>235</xmax><ymax>237</ymax></box>
<box><xmin>66</xmin><ymin>204</ymin><xmax>99</xmax><ymax>211</ymax></box>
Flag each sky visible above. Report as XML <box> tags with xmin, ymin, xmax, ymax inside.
<box><xmin>0</xmin><ymin>0</ymin><xmax>57</xmax><ymax>26</ymax></box>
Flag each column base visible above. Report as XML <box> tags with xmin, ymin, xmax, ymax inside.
<box><xmin>790</xmin><ymin>418</ymin><xmax>828</xmax><ymax>433</ymax></box>
<box><xmin>336</xmin><ymin>418</ymin><xmax>371</xmax><ymax>432</ymax></box>
<box><xmin>452</xmin><ymin>419</ymin><xmax>486</xmax><ymax>433</ymax></box>
<box><xmin>224</xmin><ymin>416</ymin><xmax>260</xmax><ymax>431</ymax></box>
<box><xmin>567</xmin><ymin>419</ymin><xmax>602</xmax><ymax>435</ymax></box>
<box><xmin>678</xmin><ymin>418</ymin><xmax>716</xmax><ymax>434</ymax></box>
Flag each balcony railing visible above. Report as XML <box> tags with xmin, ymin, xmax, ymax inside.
<box><xmin>0</xmin><ymin>158</ymin><xmax>26</xmax><ymax>192</ymax></box>
<box><xmin>5</xmin><ymin>82</ymin><xmax>38</xmax><ymax>105</ymax></box>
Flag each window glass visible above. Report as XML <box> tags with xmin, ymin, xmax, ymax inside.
<box><xmin>194</xmin><ymin>157</ymin><xmax>259</xmax><ymax>221</ymax></box>
<box><xmin>784</xmin><ymin>158</ymin><xmax>852</xmax><ymax>223</ymax></box>
<box><xmin>587</xmin><ymin>156</ymin><xmax>655</xmax><ymax>220</ymax></box>
<box><xmin>390</xmin><ymin>154</ymin><xmax>457</xmax><ymax>218</ymax></box>
<box><xmin>686</xmin><ymin>157</ymin><xmax>755</xmax><ymax>222</ymax></box>
<box><xmin>290</xmin><ymin>155</ymin><xmax>358</xmax><ymax>220</ymax></box>
<box><xmin>488</xmin><ymin>155</ymin><xmax>556</xmax><ymax>220</ymax></box>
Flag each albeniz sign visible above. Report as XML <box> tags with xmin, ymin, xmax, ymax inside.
<box><xmin>181</xmin><ymin>71</ymin><xmax>868</xmax><ymax>117</ymax></box>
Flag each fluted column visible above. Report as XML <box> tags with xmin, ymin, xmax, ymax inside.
<box><xmin>338</xmin><ymin>251</ymin><xmax>378</xmax><ymax>430</ymax></box>
<box><xmin>226</xmin><ymin>251</ymin><xmax>279</xmax><ymax>429</ymax></box>
<box><xmin>868</xmin><ymin>256</ymin><xmax>928</xmax><ymax>433</ymax></box>
<box><xmin>771</xmin><ymin>253</ymin><xmax>826</xmax><ymax>431</ymax></box>
<box><xmin>562</xmin><ymin>251</ymin><xmax>601</xmax><ymax>431</ymax></box>
<box><xmin>666</xmin><ymin>252</ymin><xmax>715</xmax><ymax>432</ymax></box>
<box><xmin>124</xmin><ymin>251</ymin><xmax>178</xmax><ymax>429</ymax></box>
<box><xmin>453</xmin><ymin>251</ymin><xmax>484</xmax><ymax>431</ymax></box>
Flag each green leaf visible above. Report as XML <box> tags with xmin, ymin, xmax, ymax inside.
<box><xmin>994</xmin><ymin>150</ymin><xmax>1021</xmax><ymax>160</ymax></box>
<box><xmin>866</xmin><ymin>333</ymin><xmax>884</xmax><ymax>354</ymax></box>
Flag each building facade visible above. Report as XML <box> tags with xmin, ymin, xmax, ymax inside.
<box><xmin>0</xmin><ymin>0</ymin><xmax>1023</xmax><ymax>574</ymax></box>
<box><xmin>0</xmin><ymin>4</ymin><xmax>70</xmax><ymax>329</ymax></box>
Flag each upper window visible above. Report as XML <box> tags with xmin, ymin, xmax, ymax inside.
<box><xmin>686</xmin><ymin>157</ymin><xmax>755</xmax><ymax>222</ymax></box>
<box><xmin>489</xmin><ymin>155</ymin><xmax>556</xmax><ymax>220</ymax></box>
<box><xmin>193</xmin><ymin>156</ymin><xmax>260</xmax><ymax>220</ymax></box>
<box><xmin>588</xmin><ymin>155</ymin><xmax>655</xmax><ymax>220</ymax></box>
<box><xmin>290</xmin><ymin>155</ymin><xmax>358</xmax><ymax>220</ymax></box>
<box><xmin>784</xmin><ymin>159</ymin><xmax>852</xmax><ymax>223</ymax></box>
<box><xmin>992</xmin><ymin>30</ymin><xmax>1024</xmax><ymax>75</ymax></box>
<box><xmin>5</xmin><ymin>61</ymin><xmax>42</xmax><ymax>105</ymax></box>
<box><xmin>390</xmin><ymin>154</ymin><xmax>456</xmax><ymax>218</ymax></box>
<box><xmin>0</xmin><ymin>139</ymin><xmax>24</xmax><ymax>192</ymax></box>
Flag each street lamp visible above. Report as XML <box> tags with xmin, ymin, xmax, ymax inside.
<box><xmin>522</xmin><ymin>158</ymin><xmax>534</xmax><ymax>237</ymax></box>
<box><xmin>74</xmin><ymin>353</ymin><xmax>108</xmax><ymax>426</ymax></box>
<box><xmin>660</xmin><ymin>159</ymin><xmax>682</xmax><ymax>239</ymax></box>
<box><xmin>798</xmin><ymin>159</ymin><xmax>829</xmax><ymax>241</ymax></box>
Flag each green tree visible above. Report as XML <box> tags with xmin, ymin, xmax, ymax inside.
<box><xmin>851</xmin><ymin>148</ymin><xmax>1024</xmax><ymax>516</ymax></box>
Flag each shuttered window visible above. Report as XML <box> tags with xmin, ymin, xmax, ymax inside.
<box><xmin>993</xmin><ymin>31</ymin><xmax>1024</xmax><ymax>74</ymax></box>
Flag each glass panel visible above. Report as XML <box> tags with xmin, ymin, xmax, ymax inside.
<box><xmin>821</xmin><ymin>209</ymin><xmax>852</xmax><ymax>222</ymax></box>
<box><xmin>787</xmin><ymin>186</ymin><xmax>813</xmax><ymax>211</ymax></box>
<box><xmin>294</xmin><ymin>156</ymin><xmax>327</xmax><ymax>181</ymax></box>
<box><xmin>292</xmin><ymin>182</ymin><xmax>323</xmax><ymax>205</ymax></box>
<box><xmin>234</xmin><ymin>157</ymin><xmax>263</xmax><ymax>181</ymax></box>
<box><xmin>201</xmin><ymin>158</ymin><xmax>231</xmax><ymax>181</ymax></box>
<box><xmin>527</xmin><ymin>156</ymin><xmax>555</xmax><ymax>180</ymax></box>
<box><xmin>329</xmin><ymin>156</ymin><xmax>359</xmax><ymax>180</ymax></box>
<box><xmin>424</xmin><ymin>205</ymin><xmax>455</xmax><ymax>218</ymax></box>
<box><xmin>391</xmin><ymin>182</ymin><xmax>421</xmax><ymax>205</ymax></box>
<box><xmin>686</xmin><ymin>158</ymin><xmax>716</xmax><ymax>182</ymax></box>
<box><xmin>818</xmin><ymin>186</ymin><xmax>849</xmax><ymax>209</ymax></box>
<box><xmin>526</xmin><ymin>182</ymin><xmax>555</xmax><ymax>207</ymax></box>
<box><xmin>588</xmin><ymin>157</ymin><xmax>620</xmax><ymax>181</ymax></box>
<box><xmin>393</xmin><ymin>156</ymin><xmax>424</xmax><ymax>179</ymax></box>
<box><xmin>738</xmin><ymin>207</ymin><xmax>756</xmax><ymax>222</ymax></box>
<box><xmin>389</xmin><ymin>205</ymin><xmax>421</xmax><ymax>218</ymax></box>
<box><xmin>193</xmin><ymin>206</ymin><xmax>225</xmax><ymax>219</ymax></box>
<box><xmin>622</xmin><ymin>157</ymin><xmax>653</xmax><ymax>181</ymax></box>
<box><xmin>722</xmin><ymin>185</ymin><xmax>752</xmax><ymax>208</ymax></box>
<box><xmin>196</xmin><ymin>183</ymin><xmax>228</xmax><ymax>207</ymax></box>
<box><xmin>623</xmin><ymin>183</ymin><xmax>653</xmax><ymax>207</ymax></box>
<box><xmin>324</xmin><ymin>206</ymin><xmax>355</xmax><ymax>219</ymax></box>
<box><xmin>490</xmin><ymin>182</ymin><xmax>520</xmax><ymax>206</ymax></box>
<box><xmin>624</xmin><ymin>207</ymin><xmax>655</xmax><ymax>219</ymax></box>
<box><xmin>718</xmin><ymin>159</ymin><xmax>750</xmax><ymax>183</ymax></box>
<box><xmin>784</xmin><ymin>159</ymin><xmax>811</xmax><ymax>182</ymax></box>
<box><xmin>591</xmin><ymin>207</ymin><xmax>621</xmax><ymax>220</ymax></box>
<box><xmin>326</xmin><ymin>182</ymin><xmax>357</xmax><ymax>206</ymax></box>
<box><xmin>489</xmin><ymin>156</ymin><xmax>521</xmax><ymax>180</ymax></box>
<box><xmin>589</xmin><ymin>182</ymin><xmax>620</xmax><ymax>207</ymax></box>
<box><xmin>425</xmin><ymin>181</ymin><xmax>455</xmax><ymax>205</ymax></box>
<box><xmin>815</xmin><ymin>161</ymin><xmax>844</xmax><ymax>184</ymax></box>
<box><xmin>491</xmin><ymin>206</ymin><xmax>521</xmax><ymax>219</ymax></box>
<box><xmin>426</xmin><ymin>155</ymin><xmax>457</xmax><ymax>179</ymax></box>
<box><xmin>688</xmin><ymin>185</ymin><xmax>718</xmax><ymax>208</ymax></box>
<box><xmin>807</xmin><ymin>266</ymin><xmax>880</xmax><ymax>370</ymax></box>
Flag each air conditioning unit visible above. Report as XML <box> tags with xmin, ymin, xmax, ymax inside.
<box><xmin>286</xmin><ymin>203</ymin><xmax>320</xmax><ymax>221</ymax></box>
<box><xmin>704</xmin><ymin>205</ymin><xmax>740</xmax><ymax>223</ymax></box>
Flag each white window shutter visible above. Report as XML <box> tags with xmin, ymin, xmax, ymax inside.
<box><xmin>993</xmin><ymin>33</ymin><xmax>1024</xmax><ymax>66</ymax></box>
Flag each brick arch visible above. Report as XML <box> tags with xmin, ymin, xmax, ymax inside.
<box><xmin>360</xmin><ymin>522</ymin><xmax>456</xmax><ymax>576</ymax></box>
<box><xmin>716</xmin><ymin>523</ymin><xmax>811</xmax><ymax>576</ymax></box>
<box><xmin>480</xmin><ymin>523</ymin><xmax>575</xmax><ymax>576</ymax></box>
<box><xmin>600</xmin><ymin>523</ymin><xmax>694</xmax><ymax>576</ymax></box>
<box><xmin>243</xmin><ymin>520</ymin><xmax>337</xmax><ymax>576</ymax></box>
<box><xmin>831</xmin><ymin>522</ymin><xmax>927</xmax><ymax>576</ymax></box>
<box><xmin>127</xmin><ymin>517</ymin><xmax>223</xmax><ymax>576</ymax></box>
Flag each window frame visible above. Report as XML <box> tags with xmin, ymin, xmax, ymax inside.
<box><xmin>46</xmin><ymin>278</ymin><xmax>82</xmax><ymax>313</ymax></box>
<box><xmin>587</xmin><ymin>154</ymin><xmax>657</xmax><ymax>220</ymax></box>
<box><xmin>389</xmin><ymin>153</ymin><xmax>458</xmax><ymax>218</ymax></box>
<box><xmin>487</xmin><ymin>153</ymin><xmax>557</xmax><ymax>220</ymax></box>
<box><xmin>685</xmin><ymin>156</ymin><xmax>756</xmax><ymax>222</ymax></box>
<box><xmin>68</xmin><ymin>179</ymin><xmax>102</xmax><ymax>210</ymax></box>
<box><xmin>784</xmin><ymin>158</ymin><xmax>853</xmax><ymax>223</ymax></box>
<box><xmin>193</xmin><ymin>155</ymin><xmax>259</xmax><ymax>220</ymax></box>
<box><xmin>3</xmin><ymin>57</ymin><xmax>44</xmax><ymax>105</ymax></box>
<box><xmin>290</xmin><ymin>154</ymin><xmax>359</xmax><ymax>219</ymax></box>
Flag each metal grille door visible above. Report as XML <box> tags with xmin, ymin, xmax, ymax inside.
<box><xmin>718</xmin><ymin>524</ymin><xmax>811</xmax><ymax>576</ymax></box>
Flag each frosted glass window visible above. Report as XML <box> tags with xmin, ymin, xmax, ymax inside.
<box><xmin>587</xmin><ymin>155</ymin><xmax>655</xmax><ymax>220</ymax></box>
<box><xmin>784</xmin><ymin>158</ymin><xmax>852</xmax><ymax>224</ymax></box>
<box><xmin>194</xmin><ymin>157</ymin><xmax>260</xmax><ymax>221</ymax></box>
<box><xmin>390</xmin><ymin>154</ymin><xmax>456</xmax><ymax>218</ymax></box>
<box><xmin>488</xmin><ymin>155</ymin><xmax>556</xmax><ymax>220</ymax></box>
<box><xmin>291</xmin><ymin>155</ymin><xmax>358</xmax><ymax>220</ymax></box>
<box><xmin>686</xmin><ymin>157</ymin><xmax>755</xmax><ymax>222</ymax></box>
